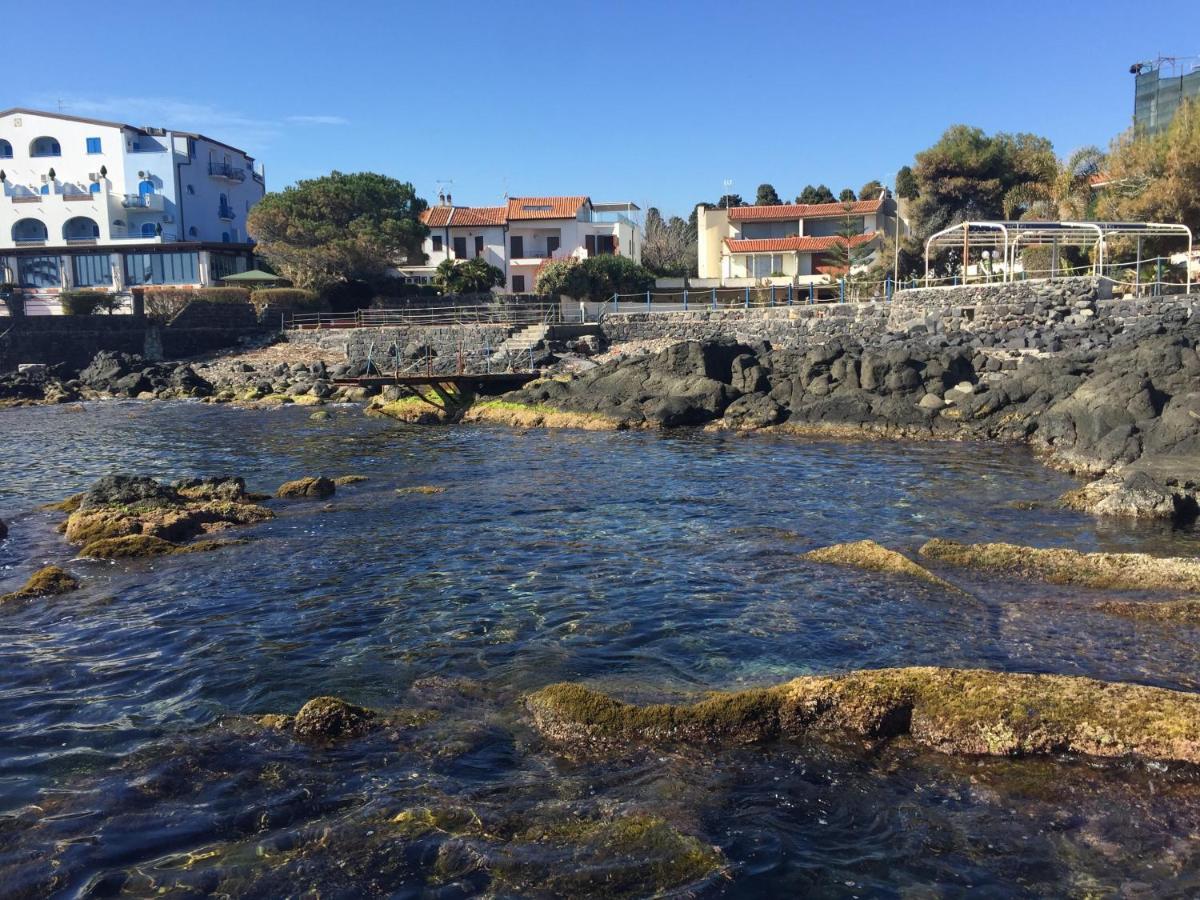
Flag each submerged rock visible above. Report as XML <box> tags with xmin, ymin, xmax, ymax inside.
<box><xmin>292</xmin><ymin>696</ymin><xmax>376</xmax><ymax>740</ymax></box>
<box><xmin>526</xmin><ymin>667</ymin><xmax>1200</xmax><ymax>764</ymax></box>
<box><xmin>80</xmin><ymin>534</ymin><xmax>180</xmax><ymax>558</ymax></box>
<box><xmin>0</xmin><ymin>565</ymin><xmax>79</xmax><ymax>604</ymax></box>
<box><xmin>332</xmin><ymin>475</ymin><xmax>368</xmax><ymax>486</ymax></box>
<box><xmin>1096</xmin><ymin>598</ymin><xmax>1200</xmax><ymax>625</ymax></box>
<box><xmin>918</xmin><ymin>539</ymin><xmax>1200</xmax><ymax>592</ymax></box>
<box><xmin>396</xmin><ymin>485</ymin><xmax>445</xmax><ymax>495</ymax></box>
<box><xmin>802</xmin><ymin>539</ymin><xmax>963</xmax><ymax>592</ymax></box>
<box><xmin>275</xmin><ymin>476</ymin><xmax>336</xmax><ymax>500</ymax></box>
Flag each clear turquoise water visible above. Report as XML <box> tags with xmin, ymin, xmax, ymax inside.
<box><xmin>1</xmin><ymin>401</ymin><xmax>1199</xmax><ymax>897</ymax></box>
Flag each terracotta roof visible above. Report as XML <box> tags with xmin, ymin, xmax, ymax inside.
<box><xmin>420</xmin><ymin>206</ymin><xmax>506</xmax><ymax>227</ymax></box>
<box><xmin>728</xmin><ymin>200</ymin><xmax>883</xmax><ymax>222</ymax></box>
<box><xmin>506</xmin><ymin>196</ymin><xmax>588</xmax><ymax>220</ymax></box>
<box><xmin>723</xmin><ymin>232</ymin><xmax>880</xmax><ymax>253</ymax></box>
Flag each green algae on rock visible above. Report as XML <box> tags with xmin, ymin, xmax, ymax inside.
<box><xmin>918</xmin><ymin>538</ymin><xmax>1200</xmax><ymax>592</ymax></box>
<box><xmin>275</xmin><ymin>476</ymin><xmax>336</xmax><ymax>500</ymax></box>
<box><xmin>333</xmin><ymin>475</ymin><xmax>368</xmax><ymax>486</ymax></box>
<box><xmin>292</xmin><ymin>696</ymin><xmax>376</xmax><ymax>740</ymax></box>
<box><xmin>396</xmin><ymin>485</ymin><xmax>445</xmax><ymax>495</ymax></box>
<box><xmin>0</xmin><ymin>565</ymin><xmax>79</xmax><ymax>604</ymax></box>
<box><xmin>1096</xmin><ymin>598</ymin><xmax>1200</xmax><ymax>624</ymax></box>
<box><xmin>526</xmin><ymin>667</ymin><xmax>1200</xmax><ymax>764</ymax></box>
<box><xmin>803</xmin><ymin>539</ymin><xmax>964</xmax><ymax>592</ymax></box>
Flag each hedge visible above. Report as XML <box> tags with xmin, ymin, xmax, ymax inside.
<box><xmin>249</xmin><ymin>288</ymin><xmax>320</xmax><ymax>312</ymax></box>
<box><xmin>60</xmin><ymin>291</ymin><xmax>118</xmax><ymax>315</ymax></box>
<box><xmin>142</xmin><ymin>287</ymin><xmax>251</xmax><ymax>321</ymax></box>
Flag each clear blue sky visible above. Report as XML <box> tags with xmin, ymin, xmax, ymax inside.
<box><xmin>8</xmin><ymin>0</ymin><xmax>1199</xmax><ymax>218</ymax></box>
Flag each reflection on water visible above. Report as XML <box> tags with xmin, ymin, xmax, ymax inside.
<box><xmin>1</xmin><ymin>401</ymin><xmax>1199</xmax><ymax>896</ymax></box>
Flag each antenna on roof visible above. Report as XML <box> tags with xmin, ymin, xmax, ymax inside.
<box><xmin>56</xmin><ymin>98</ymin><xmax>66</xmax><ymax>113</ymax></box>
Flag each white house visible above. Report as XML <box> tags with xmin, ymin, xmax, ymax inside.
<box><xmin>0</xmin><ymin>108</ymin><xmax>265</xmax><ymax>311</ymax></box>
<box><xmin>413</xmin><ymin>196</ymin><xmax>642</xmax><ymax>293</ymax></box>
<box><xmin>696</xmin><ymin>195</ymin><xmax>899</xmax><ymax>293</ymax></box>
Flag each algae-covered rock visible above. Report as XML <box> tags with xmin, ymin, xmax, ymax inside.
<box><xmin>527</xmin><ymin>667</ymin><xmax>1200</xmax><ymax>764</ymax></box>
<box><xmin>803</xmin><ymin>539</ymin><xmax>964</xmax><ymax>592</ymax></box>
<box><xmin>918</xmin><ymin>538</ymin><xmax>1200</xmax><ymax>592</ymax></box>
<box><xmin>78</xmin><ymin>474</ymin><xmax>177</xmax><ymax>511</ymax></box>
<box><xmin>1096</xmin><ymin>598</ymin><xmax>1200</xmax><ymax>624</ymax></box>
<box><xmin>173</xmin><ymin>476</ymin><xmax>248</xmax><ymax>503</ymax></box>
<box><xmin>80</xmin><ymin>534</ymin><xmax>179</xmax><ymax>559</ymax></box>
<box><xmin>41</xmin><ymin>493</ymin><xmax>83</xmax><ymax>513</ymax></box>
<box><xmin>292</xmin><ymin>696</ymin><xmax>375</xmax><ymax>740</ymax></box>
<box><xmin>0</xmin><ymin>565</ymin><xmax>79</xmax><ymax>604</ymax></box>
<box><xmin>333</xmin><ymin>475</ymin><xmax>368</xmax><ymax>486</ymax></box>
<box><xmin>491</xmin><ymin>814</ymin><xmax>724</xmax><ymax>898</ymax></box>
<box><xmin>396</xmin><ymin>485</ymin><xmax>445</xmax><ymax>495</ymax></box>
<box><xmin>275</xmin><ymin>476</ymin><xmax>336</xmax><ymax>500</ymax></box>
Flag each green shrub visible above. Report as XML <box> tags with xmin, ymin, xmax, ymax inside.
<box><xmin>195</xmin><ymin>287</ymin><xmax>252</xmax><ymax>304</ymax></box>
<box><xmin>535</xmin><ymin>255</ymin><xmax>655</xmax><ymax>300</ymax></box>
<box><xmin>60</xmin><ymin>290</ymin><xmax>118</xmax><ymax>315</ymax></box>
<box><xmin>250</xmin><ymin>288</ymin><xmax>320</xmax><ymax>312</ymax></box>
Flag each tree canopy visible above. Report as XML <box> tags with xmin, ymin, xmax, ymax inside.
<box><xmin>716</xmin><ymin>194</ymin><xmax>745</xmax><ymax>209</ymax></box>
<box><xmin>858</xmin><ymin>180</ymin><xmax>884</xmax><ymax>201</ymax></box>
<box><xmin>433</xmin><ymin>257</ymin><xmax>504</xmax><ymax>294</ymax></box>
<box><xmin>755</xmin><ymin>183</ymin><xmax>783</xmax><ymax>205</ymax></box>
<box><xmin>895</xmin><ymin>166</ymin><xmax>918</xmax><ymax>199</ymax></box>
<box><xmin>246</xmin><ymin>171</ymin><xmax>428</xmax><ymax>291</ymax></box>
<box><xmin>535</xmin><ymin>255</ymin><xmax>655</xmax><ymax>300</ymax></box>
<box><xmin>642</xmin><ymin>208</ymin><xmax>697</xmax><ymax>277</ymax></box>
<box><xmin>796</xmin><ymin>184</ymin><xmax>836</xmax><ymax>204</ymax></box>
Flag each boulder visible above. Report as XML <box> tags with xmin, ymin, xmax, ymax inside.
<box><xmin>292</xmin><ymin>696</ymin><xmax>375</xmax><ymax>740</ymax></box>
<box><xmin>275</xmin><ymin>476</ymin><xmax>336</xmax><ymax>500</ymax></box>
<box><xmin>0</xmin><ymin>565</ymin><xmax>79</xmax><ymax>604</ymax></box>
<box><xmin>79</xmin><ymin>475</ymin><xmax>179</xmax><ymax>512</ymax></box>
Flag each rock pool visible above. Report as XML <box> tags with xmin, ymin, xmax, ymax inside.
<box><xmin>2</xmin><ymin>401</ymin><xmax>1199</xmax><ymax>896</ymax></box>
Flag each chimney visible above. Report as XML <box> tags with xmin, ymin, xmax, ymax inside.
<box><xmin>446</xmin><ymin>192</ymin><xmax>453</xmax><ymax>205</ymax></box>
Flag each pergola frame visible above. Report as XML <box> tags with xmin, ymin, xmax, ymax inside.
<box><xmin>923</xmin><ymin>221</ymin><xmax>1193</xmax><ymax>290</ymax></box>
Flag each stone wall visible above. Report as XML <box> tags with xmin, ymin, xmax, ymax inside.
<box><xmin>600</xmin><ymin>279</ymin><xmax>1200</xmax><ymax>352</ymax></box>
<box><xmin>0</xmin><ymin>301</ymin><xmax>267</xmax><ymax>373</ymax></box>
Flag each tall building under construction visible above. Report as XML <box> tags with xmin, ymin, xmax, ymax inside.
<box><xmin>1131</xmin><ymin>56</ymin><xmax>1200</xmax><ymax>133</ymax></box>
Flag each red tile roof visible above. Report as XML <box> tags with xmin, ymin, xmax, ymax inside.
<box><xmin>505</xmin><ymin>196</ymin><xmax>588</xmax><ymax>220</ymax></box>
<box><xmin>724</xmin><ymin>232</ymin><xmax>879</xmax><ymax>253</ymax></box>
<box><xmin>728</xmin><ymin>200</ymin><xmax>883</xmax><ymax>222</ymax></box>
<box><xmin>420</xmin><ymin>206</ymin><xmax>506</xmax><ymax>227</ymax></box>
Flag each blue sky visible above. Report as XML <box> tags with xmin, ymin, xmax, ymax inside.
<box><xmin>8</xmin><ymin>0</ymin><xmax>1199</xmax><ymax>217</ymax></box>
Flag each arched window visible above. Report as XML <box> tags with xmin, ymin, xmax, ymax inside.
<box><xmin>63</xmin><ymin>217</ymin><xmax>100</xmax><ymax>240</ymax></box>
<box><xmin>40</xmin><ymin>183</ymin><xmax>50</xmax><ymax>195</ymax></box>
<box><xmin>89</xmin><ymin>181</ymin><xmax>101</xmax><ymax>193</ymax></box>
<box><xmin>139</xmin><ymin>179</ymin><xmax>155</xmax><ymax>197</ymax></box>
<box><xmin>141</xmin><ymin>222</ymin><xmax>158</xmax><ymax>237</ymax></box>
<box><xmin>0</xmin><ymin>139</ymin><xmax>12</xmax><ymax>159</ymax></box>
<box><xmin>29</xmin><ymin>136</ymin><xmax>61</xmax><ymax>157</ymax></box>
<box><xmin>12</xmin><ymin>219</ymin><xmax>49</xmax><ymax>242</ymax></box>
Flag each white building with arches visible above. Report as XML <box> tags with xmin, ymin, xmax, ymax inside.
<box><xmin>0</xmin><ymin>108</ymin><xmax>265</xmax><ymax>310</ymax></box>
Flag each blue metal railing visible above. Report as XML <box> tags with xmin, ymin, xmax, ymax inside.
<box><xmin>208</xmin><ymin>163</ymin><xmax>247</xmax><ymax>181</ymax></box>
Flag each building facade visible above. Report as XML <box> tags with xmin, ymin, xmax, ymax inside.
<box><xmin>0</xmin><ymin>108</ymin><xmax>265</xmax><ymax>311</ymax></box>
<box><xmin>412</xmin><ymin>196</ymin><xmax>641</xmax><ymax>292</ymax></box>
<box><xmin>696</xmin><ymin>196</ymin><xmax>896</xmax><ymax>291</ymax></box>
<box><xmin>1132</xmin><ymin>57</ymin><xmax>1200</xmax><ymax>134</ymax></box>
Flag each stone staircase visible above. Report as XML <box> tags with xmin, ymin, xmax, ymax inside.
<box><xmin>492</xmin><ymin>323</ymin><xmax>550</xmax><ymax>358</ymax></box>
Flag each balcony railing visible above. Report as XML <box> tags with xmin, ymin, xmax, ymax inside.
<box><xmin>218</xmin><ymin>206</ymin><xmax>236</xmax><ymax>221</ymax></box>
<box><xmin>123</xmin><ymin>194</ymin><xmax>151</xmax><ymax>208</ymax></box>
<box><xmin>208</xmin><ymin>162</ymin><xmax>247</xmax><ymax>182</ymax></box>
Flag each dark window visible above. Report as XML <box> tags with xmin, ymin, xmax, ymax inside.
<box><xmin>0</xmin><ymin>139</ymin><xmax>11</xmax><ymax>158</ymax></box>
<box><xmin>474</xmin><ymin>235</ymin><xmax>484</xmax><ymax>257</ymax></box>
<box><xmin>585</xmin><ymin>235</ymin><xmax>596</xmax><ymax>255</ymax></box>
<box><xmin>547</xmin><ymin>236</ymin><xmax>560</xmax><ymax>257</ymax></box>
<box><xmin>596</xmin><ymin>235</ymin><xmax>616</xmax><ymax>255</ymax></box>
<box><xmin>453</xmin><ymin>236</ymin><xmax>467</xmax><ymax>259</ymax></box>
<box><xmin>209</xmin><ymin>253</ymin><xmax>241</xmax><ymax>280</ymax></box>
<box><xmin>431</xmin><ymin>235</ymin><xmax>443</xmax><ymax>252</ymax></box>
<box><xmin>512</xmin><ymin>275</ymin><xmax>526</xmax><ymax>292</ymax></box>
<box><xmin>510</xmin><ymin>235</ymin><xmax>524</xmax><ymax>258</ymax></box>
<box><xmin>73</xmin><ymin>253</ymin><xmax>113</xmax><ymax>286</ymax></box>
<box><xmin>123</xmin><ymin>251</ymin><xmax>199</xmax><ymax>285</ymax></box>
<box><xmin>18</xmin><ymin>256</ymin><xmax>61</xmax><ymax>288</ymax></box>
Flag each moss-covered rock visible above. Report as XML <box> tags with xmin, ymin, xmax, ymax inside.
<box><xmin>41</xmin><ymin>493</ymin><xmax>84</xmax><ymax>513</ymax></box>
<box><xmin>803</xmin><ymin>539</ymin><xmax>964</xmax><ymax>592</ymax></box>
<box><xmin>292</xmin><ymin>696</ymin><xmax>376</xmax><ymax>740</ymax></box>
<box><xmin>527</xmin><ymin>667</ymin><xmax>1200</xmax><ymax>764</ymax></box>
<box><xmin>275</xmin><ymin>476</ymin><xmax>336</xmax><ymax>500</ymax></box>
<box><xmin>918</xmin><ymin>538</ymin><xmax>1200</xmax><ymax>592</ymax></box>
<box><xmin>80</xmin><ymin>534</ymin><xmax>179</xmax><ymax>558</ymax></box>
<box><xmin>1096</xmin><ymin>598</ymin><xmax>1200</xmax><ymax>624</ymax></box>
<box><xmin>0</xmin><ymin>565</ymin><xmax>79</xmax><ymax>604</ymax></box>
<box><xmin>396</xmin><ymin>485</ymin><xmax>445</xmax><ymax>495</ymax></box>
<box><xmin>462</xmin><ymin>400</ymin><xmax>624</xmax><ymax>431</ymax></box>
<box><xmin>333</xmin><ymin>475</ymin><xmax>368</xmax><ymax>486</ymax></box>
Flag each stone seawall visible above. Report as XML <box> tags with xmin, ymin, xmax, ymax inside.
<box><xmin>0</xmin><ymin>302</ymin><xmax>268</xmax><ymax>373</ymax></box>
<box><xmin>601</xmin><ymin>279</ymin><xmax>1200</xmax><ymax>353</ymax></box>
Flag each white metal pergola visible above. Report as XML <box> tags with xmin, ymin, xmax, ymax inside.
<box><xmin>923</xmin><ymin>220</ymin><xmax>1193</xmax><ymax>290</ymax></box>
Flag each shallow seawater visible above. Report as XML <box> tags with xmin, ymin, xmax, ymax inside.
<box><xmin>2</xmin><ymin>401</ymin><xmax>1200</xmax><ymax>897</ymax></box>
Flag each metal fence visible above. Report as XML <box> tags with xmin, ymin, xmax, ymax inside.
<box><xmin>284</xmin><ymin>302</ymin><xmax>566</xmax><ymax>330</ymax></box>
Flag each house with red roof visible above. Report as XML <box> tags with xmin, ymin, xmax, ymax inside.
<box><xmin>696</xmin><ymin>193</ymin><xmax>900</xmax><ymax>291</ymax></box>
<box><xmin>411</xmin><ymin>195</ymin><xmax>641</xmax><ymax>293</ymax></box>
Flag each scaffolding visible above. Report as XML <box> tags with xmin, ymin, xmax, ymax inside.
<box><xmin>923</xmin><ymin>221</ymin><xmax>1193</xmax><ymax>291</ymax></box>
